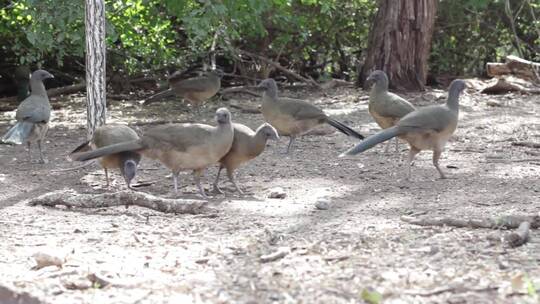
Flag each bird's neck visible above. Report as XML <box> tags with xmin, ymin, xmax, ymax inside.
<box><xmin>30</xmin><ymin>80</ymin><xmax>48</xmax><ymax>98</ymax></box>
<box><xmin>446</xmin><ymin>89</ymin><xmax>461</xmax><ymax>112</ymax></box>
<box><xmin>250</xmin><ymin>132</ymin><xmax>267</xmax><ymax>156</ymax></box>
<box><xmin>372</xmin><ymin>81</ymin><xmax>388</xmax><ymax>94</ymax></box>
<box><xmin>264</xmin><ymin>86</ymin><xmax>278</xmax><ymax>100</ymax></box>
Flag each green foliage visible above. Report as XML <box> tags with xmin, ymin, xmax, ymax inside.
<box><xmin>0</xmin><ymin>0</ymin><xmax>538</xmax><ymax>79</ymax></box>
<box><xmin>431</xmin><ymin>0</ymin><xmax>540</xmax><ymax>76</ymax></box>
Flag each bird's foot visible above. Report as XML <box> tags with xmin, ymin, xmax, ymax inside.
<box><xmin>212</xmin><ymin>185</ymin><xmax>224</xmax><ymax>194</ymax></box>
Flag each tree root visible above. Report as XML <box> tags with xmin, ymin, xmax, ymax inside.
<box><xmin>27</xmin><ymin>190</ymin><xmax>207</xmax><ymax>214</ymax></box>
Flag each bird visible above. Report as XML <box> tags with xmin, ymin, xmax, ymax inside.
<box><xmin>142</xmin><ymin>69</ymin><xmax>223</xmax><ymax>112</ymax></box>
<box><xmin>1</xmin><ymin>69</ymin><xmax>54</xmax><ymax>163</ymax></box>
<box><xmin>71</xmin><ymin>108</ymin><xmax>234</xmax><ymax>198</ymax></box>
<box><xmin>366</xmin><ymin>70</ymin><xmax>415</xmax><ymax>153</ymax></box>
<box><xmin>257</xmin><ymin>78</ymin><xmax>364</xmax><ymax>153</ymax></box>
<box><xmin>213</xmin><ymin>123</ymin><xmax>279</xmax><ymax>194</ymax></box>
<box><xmin>340</xmin><ymin>79</ymin><xmax>467</xmax><ymax>179</ymax></box>
<box><xmin>70</xmin><ymin>125</ymin><xmax>141</xmax><ymax>188</ymax></box>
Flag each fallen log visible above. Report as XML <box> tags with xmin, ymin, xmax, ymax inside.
<box><xmin>486</xmin><ymin>55</ymin><xmax>540</xmax><ymax>81</ymax></box>
<box><xmin>480</xmin><ymin>76</ymin><xmax>540</xmax><ymax>94</ymax></box>
<box><xmin>28</xmin><ymin>190</ymin><xmax>208</xmax><ymax>214</ymax></box>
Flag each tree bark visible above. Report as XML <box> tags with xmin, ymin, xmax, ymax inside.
<box><xmin>85</xmin><ymin>0</ymin><xmax>107</xmax><ymax>138</ymax></box>
<box><xmin>360</xmin><ymin>0</ymin><xmax>437</xmax><ymax>91</ymax></box>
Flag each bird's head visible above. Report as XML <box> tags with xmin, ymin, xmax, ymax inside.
<box><xmin>215</xmin><ymin>107</ymin><xmax>232</xmax><ymax>125</ymax></box>
<box><xmin>121</xmin><ymin>159</ymin><xmax>138</xmax><ymax>188</ymax></box>
<box><xmin>449</xmin><ymin>79</ymin><xmax>467</xmax><ymax>94</ymax></box>
<box><xmin>31</xmin><ymin>70</ymin><xmax>54</xmax><ymax>81</ymax></box>
<box><xmin>257</xmin><ymin>123</ymin><xmax>280</xmax><ymax>141</ymax></box>
<box><xmin>366</xmin><ymin>70</ymin><xmax>388</xmax><ymax>87</ymax></box>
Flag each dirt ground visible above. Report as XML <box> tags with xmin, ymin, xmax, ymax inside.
<box><xmin>0</xmin><ymin>84</ymin><xmax>539</xmax><ymax>304</ymax></box>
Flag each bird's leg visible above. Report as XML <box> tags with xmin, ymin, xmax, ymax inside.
<box><xmin>384</xmin><ymin>139</ymin><xmax>391</xmax><ymax>153</ymax></box>
<box><xmin>172</xmin><ymin>171</ymin><xmax>180</xmax><ymax>194</ymax></box>
<box><xmin>193</xmin><ymin>169</ymin><xmax>208</xmax><ymax>199</ymax></box>
<box><xmin>227</xmin><ymin>169</ymin><xmax>244</xmax><ymax>195</ymax></box>
<box><xmin>104</xmin><ymin>168</ymin><xmax>110</xmax><ymax>187</ymax></box>
<box><xmin>394</xmin><ymin>137</ymin><xmax>400</xmax><ymax>153</ymax></box>
<box><xmin>284</xmin><ymin>136</ymin><xmax>295</xmax><ymax>154</ymax></box>
<box><xmin>433</xmin><ymin>149</ymin><xmax>447</xmax><ymax>179</ymax></box>
<box><xmin>212</xmin><ymin>166</ymin><xmax>224</xmax><ymax>194</ymax></box>
<box><xmin>407</xmin><ymin>147</ymin><xmax>420</xmax><ymax>180</ymax></box>
<box><xmin>27</xmin><ymin>142</ymin><xmax>32</xmax><ymax>162</ymax></box>
<box><xmin>37</xmin><ymin>140</ymin><xmax>47</xmax><ymax>164</ymax></box>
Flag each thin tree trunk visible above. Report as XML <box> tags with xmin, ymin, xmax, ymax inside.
<box><xmin>85</xmin><ymin>0</ymin><xmax>106</xmax><ymax>138</ymax></box>
<box><xmin>361</xmin><ymin>0</ymin><xmax>437</xmax><ymax>91</ymax></box>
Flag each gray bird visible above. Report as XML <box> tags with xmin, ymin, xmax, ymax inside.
<box><xmin>2</xmin><ymin>69</ymin><xmax>54</xmax><ymax>163</ymax></box>
<box><xmin>257</xmin><ymin>78</ymin><xmax>364</xmax><ymax>153</ymax></box>
<box><xmin>341</xmin><ymin>79</ymin><xmax>467</xmax><ymax>179</ymax></box>
<box><xmin>366</xmin><ymin>70</ymin><xmax>416</xmax><ymax>153</ymax></box>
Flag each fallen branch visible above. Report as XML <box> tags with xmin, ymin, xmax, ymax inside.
<box><xmin>401</xmin><ymin>214</ymin><xmax>540</xmax><ymax>229</ymax></box>
<box><xmin>504</xmin><ymin>221</ymin><xmax>530</xmax><ymax>247</ymax></box>
<box><xmin>235</xmin><ymin>49</ymin><xmax>322</xmax><ymax>89</ymax></box>
<box><xmin>130</xmin><ymin>119</ymin><xmax>193</xmax><ymax>127</ymax></box>
<box><xmin>27</xmin><ymin>190</ymin><xmax>208</xmax><ymax>214</ymax></box>
<box><xmin>512</xmin><ymin>141</ymin><xmax>540</xmax><ymax>149</ymax></box>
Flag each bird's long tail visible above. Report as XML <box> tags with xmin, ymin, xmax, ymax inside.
<box><xmin>340</xmin><ymin>126</ymin><xmax>403</xmax><ymax>156</ymax></box>
<box><xmin>70</xmin><ymin>140</ymin><xmax>144</xmax><ymax>161</ymax></box>
<box><xmin>142</xmin><ymin>88</ymin><xmax>175</xmax><ymax>106</ymax></box>
<box><xmin>1</xmin><ymin>121</ymin><xmax>34</xmax><ymax>145</ymax></box>
<box><xmin>69</xmin><ymin>140</ymin><xmax>91</xmax><ymax>155</ymax></box>
<box><xmin>326</xmin><ymin>118</ymin><xmax>364</xmax><ymax>140</ymax></box>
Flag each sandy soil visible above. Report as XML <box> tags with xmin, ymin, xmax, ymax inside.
<box><xmin>0</xmin><ymin>84</ymin><xmax>539</xmax><ymax>304</ymax></box>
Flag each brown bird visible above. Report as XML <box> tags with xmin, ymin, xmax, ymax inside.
<box><xmin>71</xmin><ymin>108</ymin><xmax>234</xmax><ymax>198</ymax></box>
<box><xmin>366</xmin><ymin>70</ymin><xmax>416</xmax><ymax>153</ymax></box>
<box><xmin>341</xmin><ymin>79</ymin><xmax>467</xmax><ymax>179</ymax></box>
<box><xmin>142</xmin><ymin>69</ymin><xmax>223</xmax><ymax>112</ymax></box>
<box><xmin>257</xmin><ymin>78</ymin><xmax>364</xmax><ymax>153</ymax></box>
<box><xmin>213</xmin><ymin>123</ymin><xmax>279</xmax><ymax>194</ymax></box>
<box><xmin>70</xmin><ymin>125</ymin><xmax>141</xmax><ymax>188</ymax></box>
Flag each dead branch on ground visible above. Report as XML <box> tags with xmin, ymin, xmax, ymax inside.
<box><xmin>401</xmin><ymin>214</ymin><xmax>540</xmax><ymax>229</ymax></box>
<box><xmin>28</xmin><ymin>190</ymin><xmax>207</xmax><ymax>214</ymax></box>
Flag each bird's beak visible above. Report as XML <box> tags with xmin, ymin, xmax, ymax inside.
<box><xmin>46</xmin><ymin>74</ymin><xmax>54</xmax><ymax>79</ymax></box>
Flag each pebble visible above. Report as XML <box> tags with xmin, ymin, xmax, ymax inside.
<box><xmin>315</xmin><ymin>198</ymin><xmax>331</xmax><ymax>210</ymax></box>
<box><xmin>268</xmin><ymin>187</ymin><xmax>286</xmax><ymax>199</ymax></box>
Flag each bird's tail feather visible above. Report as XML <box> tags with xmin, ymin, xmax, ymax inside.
<box><xmin>71</xmin><ymin>140</ymin><xmax>144</xmax><ymax>161</ymax></box>
<box><xmin>1</xmin><ymin>121</ymin><xmax>34</xmax><ymax>145</ymax></box>
<box><xmin>142</xmin><ymin>88</ymin><xmax>175</xmax><ymax>105</ymax></box>
<box><xmin>340</xmin><ymin>126</ymin><xmax>402</xmax><ymax>156</ymax></box>
<box><xmin>69</xmin><ymin>140</ymin><xmax>91</xmax><ymax>156</ymax></box>
<box><xmin>326</xmin><ymin>118</ymin><xmax>364</xmax><ymax>140</ymax></box>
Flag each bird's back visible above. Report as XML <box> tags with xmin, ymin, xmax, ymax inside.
<box><xmin>15</xmin><ymin>95</ymin><xmax>50</xmax><ymax>123</ymax></box>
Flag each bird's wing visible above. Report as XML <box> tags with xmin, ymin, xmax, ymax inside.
<box><xmin>142</xmin><ymin>123</ymin><xmax>215</xmax><ymax>152</ymax></box>
<box><xmin>397</xmin><ymin>105</ymin><xmax>454</xmax><ymax>132</ymax></box>
<box><xmin>371</xmin><ymin>92</ymin><xmax>415</xmax><ymax>119</ymax></box>
<box><xmin>279</xmin><ymin>98</ymin><xmax>326</xmax><ymax>120</ymax></box>
<box><xmin>15</xmin><ymin>95</ymin><xmax>50</xmax><ymax>123</ymax></box>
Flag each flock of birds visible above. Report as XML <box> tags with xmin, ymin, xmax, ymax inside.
<box><xmin>1</xmin><ymin>69</ymin><xmax>466</xmax><ymax>198</ymax></box>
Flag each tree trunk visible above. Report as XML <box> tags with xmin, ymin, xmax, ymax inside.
<box><xmin>360</xmin><ymin>0</ymin><xmax>437</xmax><ymax>91</ymax></box>
<box><xmin>85</xmin><ymin>0</ymin><xmax>106</xmax><ymax>138</ymax></box>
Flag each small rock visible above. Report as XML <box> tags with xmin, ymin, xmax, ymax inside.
<box><xmin>315</xmin><ymin>198</ymin><xmax>331</xmax><ymax>210</ymax></box>
<box><xmin>32</xmin><ymin>251</ymin><xmax>65</xmax><ymax>270</ymax></box>
<box><xmin>268</xmin><ymin>187</ymin><xmax>286</xmax><ymax>199</ymax></box>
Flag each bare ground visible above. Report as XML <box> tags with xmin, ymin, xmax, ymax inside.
<box><xmin>0</xmin><ymin>85</ymin><xmax>539</xmax><ymax>303</ymax></box>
